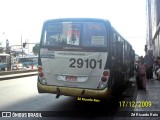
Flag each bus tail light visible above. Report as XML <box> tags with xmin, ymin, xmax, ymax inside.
<box><xmin>103</xmin><ymin>71</ymin><xmax>109</xmax><ymax>77</ymax></box>
<box><xmin>101</xmin><ymin>77</ymin><xmax>107</xmax><ymax>82</ymax></box>
<box><xmin>97</xmin><ymin>70</ymin><xmax>110</xmax><ymax>89</ymax></box>
<box><xmin>38</xmin><ymin>66</ymin><xmax>44</xmax><ymax>78</ymax></box>
<box><xmin>101</xmin><ymin>70</ymin><xmax>109</xmax><ymax>82</ymax></box>
<box><xmin>39</xmin><ymin>72</ymin><xmax>44</xmax><ymax>77</ymax></box>
<box><xmin>38</xmin><ymin>66</ymin><xmax>46</xmax><ymax>84</ymax></box>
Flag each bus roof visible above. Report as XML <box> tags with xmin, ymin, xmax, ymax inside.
<box><xmin>43</xmin><ymin>18</ymin><xmax>110</xmax><ymax>24</ymax></box>
<box><xmin>17</xmin><ymin>56</ymin><xmax>38</xmax><ymax>59</ymax></box>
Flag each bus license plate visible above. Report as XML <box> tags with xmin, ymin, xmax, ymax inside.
<box><xmin>66</xmin><ymin>76</ymin><xmax>77</xmax><ymax>82</ymax></box>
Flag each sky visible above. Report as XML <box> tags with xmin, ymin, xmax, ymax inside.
<box><xmin>0</xmin><ymin>0</ymin><xmax>146</xmax><ymax>56</ymax></box>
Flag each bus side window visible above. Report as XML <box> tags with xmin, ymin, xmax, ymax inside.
<box><xmin>115</xmin><ymin>36</ymin><xmax>123</xmax><ymax>62</ymax></box>
<box><xmin>126</xmin><ymin>43</ymin><xmax>130</xmax><ymax>59</ymax></box>
<box><xmin>124</xmin><ymin>41</ymin><xmax>128</xmax><ymax>59</ymax></box>
<box><xmin>112</xmin><ymin>33</ymin><xmax>117</xmax><ymax>60</ymax></box>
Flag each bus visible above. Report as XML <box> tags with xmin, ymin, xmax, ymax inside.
<box><xmin>37</xmin><ymin>18</ymin><xmax>135</xmax><ymax>99</ymax></box>
<box><xmin>0</xmin><ymin>53</ymin><xmax>10</xmax><ymax>71</ymax></box>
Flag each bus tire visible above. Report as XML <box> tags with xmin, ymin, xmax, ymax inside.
<box><xmin>2</xmin><ymin>68</ymin><xmax>5</xmax><ymax>71</ymax></box>
<box><xmin>111</xmin><ymin>71</ymin><xmax>123</xmax><ymax>97</ymax></box>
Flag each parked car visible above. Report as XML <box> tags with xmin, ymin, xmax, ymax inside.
<box><xmin>12</xmin><ymin>63</ymin><xmax>24</xmax><ymax>70</ymax></box>
<box><xmin>23</xmin><ymin>64</ymin><xmax>38</xmax><ymax>70</ymax></box>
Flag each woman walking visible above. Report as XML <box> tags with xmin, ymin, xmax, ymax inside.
<box><xmin>139</xmin><ymin>63</ymin><xmax>147</xmax><ymax>90</ymax></box>
<box><xmin>136</xmin><ymin>56</ymin><xmax>147</xmax><ymax>90</ymax></box>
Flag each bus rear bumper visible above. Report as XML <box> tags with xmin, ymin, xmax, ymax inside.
<box><xmin>37</xmin><ymin>81</ymin><xmax>111</xmax><ymax>98</ymax></box>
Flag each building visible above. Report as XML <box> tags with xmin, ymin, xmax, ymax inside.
<box><xmin>146</xmin><ymin>0</ymin><xmax>160</xmax><ymax>56</ymax></box>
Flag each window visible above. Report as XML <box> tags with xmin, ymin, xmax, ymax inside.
<box><xmin>81</xmin><ymin>22</ymin><xmax>107</xmax><ymax>47</ymax></box>
<box><xmin>0</xmin><ymin>56</ymin><xmax>6</xmax><ymax>63</ymax></box>
<box><xmin>43</xmin><ymin>22</ymin><xmax>107</xmax><ymax>47</ymax></box>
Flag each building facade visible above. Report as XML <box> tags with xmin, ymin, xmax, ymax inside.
<box><xmin>146</xmin><ymin>0</ymin><xmax>160</xmax><ymax>57</ymax></box>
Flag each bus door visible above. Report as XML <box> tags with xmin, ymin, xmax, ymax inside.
<box><xmin>112</xmin><ymin>35</ymin><xmax>123</xmax><ymax>66</ymax></box>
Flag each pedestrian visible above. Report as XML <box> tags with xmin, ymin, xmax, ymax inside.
<box><xmin>136</xmin><ymin>56</ymin><xmax>147</xmax><ymax>90</ymax></box>
<box><xmin>154</xmin><ymin>56</ymin><xmax>160</xmax><ymax>80</ymax></box>
<box><xmin>144</xmin><ymin>53</ymin><xmax>154</xmax><ymax>80</ymax></box>
<box><xmin>139</xmin><ymin>63</ymin><xmax>147</xmax><ymax>90</ymax></box>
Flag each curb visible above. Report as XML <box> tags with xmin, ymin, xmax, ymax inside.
<box><xmin>0</xmin><ymin>69</ymin><xmax>37</xmax><ymax>75</ymax></box>
<box><xmin>0</xmin><ymin>72</ymin><xmax>38</xmax><ymax>81</ymax></box>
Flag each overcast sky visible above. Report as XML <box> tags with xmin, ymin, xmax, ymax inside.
<box><xmin>0</xmin><ymin>0</ymin><xmax>146</xmax><ymax>55</ymax></box>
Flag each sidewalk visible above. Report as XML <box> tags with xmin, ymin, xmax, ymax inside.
<box><xmin>134</xmin><ymin>74</ymin><xmax>160</xmax><ymax>111</ymax></box>
<box><xmin>131</xmin><ymin>74</ymin><xmax>160</xmax><ymax>119</ymax></box>
<box><xmin>134</xmin><ymin>79</ymin><xmax>160</xmax><ymax>110</ymax></box>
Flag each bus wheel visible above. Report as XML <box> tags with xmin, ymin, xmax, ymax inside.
<box><xmin>111</xmin><ymin>71</ymin><xmax>123</xmax><ymax>98</ymax></box>
<box><xmin>2</xmin><ymin>68</ymin><xmax>5</xmax><ymax>71</ymax></box>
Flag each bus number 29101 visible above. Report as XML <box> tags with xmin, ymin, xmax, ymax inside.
<box><xmin>69</xmin><ymin>58</ymin><xmax>102</xmax><ymax>69</ymax></box>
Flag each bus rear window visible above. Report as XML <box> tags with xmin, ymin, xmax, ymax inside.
<box><xmin>43</xmin><ymin>22</ymin><xmax>107</xmax><ymax>47</ymax></box>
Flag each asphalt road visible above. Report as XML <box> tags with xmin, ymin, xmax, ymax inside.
<box><xmin>0</xmin><ymin>76</ymin><xmax>138</xmax><ymax>120</ymax></box>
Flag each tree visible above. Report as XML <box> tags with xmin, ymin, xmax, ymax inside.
<box><xmin>32</xmin><ymin>43</ymin><xmax>40</xmax><ymax>55</ymax></box>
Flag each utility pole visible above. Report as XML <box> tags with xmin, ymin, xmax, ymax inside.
<box><xmin>0</xmin><ymin>42</ymin><xmax>3</xmax><ymax>53</ymax></box>
<box><xmin>6</xmin><ymin>39</ymin><xmax>10</xmax><ymax>54</ymax></box>
<box><xmin>6</xmin><ymin>39</ymin><xmax>11</xmax><ymax>70</ymax></box>
<box><xmin>10</xmin><ymin>45</ymin><xmax>23</xmax><ymax>70</ymax></box>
